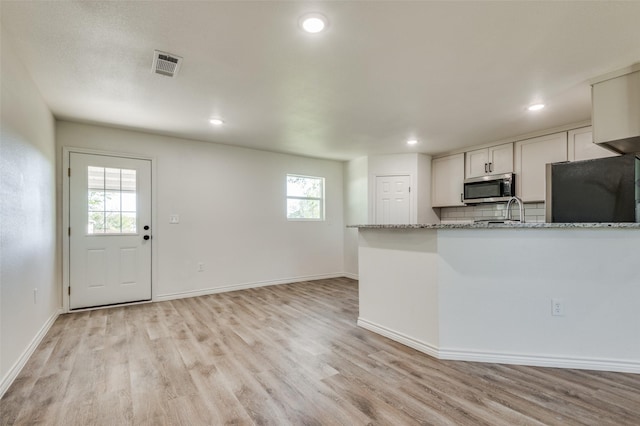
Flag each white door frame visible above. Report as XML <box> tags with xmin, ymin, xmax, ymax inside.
<box><xmin>62</xmin><ymin>147</ymin><xmax>158</xmax><ymax>313</ymax></box>
<box><xmin>370</xmin><ymin>172</ymin><xmax>416</xmax><ymax>224</ymax></box>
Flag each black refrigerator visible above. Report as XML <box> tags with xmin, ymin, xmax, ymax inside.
<box><xmin>545</xmin><ymin>154</ymin><xmax>640</xmax><ymax>223</ymax></box>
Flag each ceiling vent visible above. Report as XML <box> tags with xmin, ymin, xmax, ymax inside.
<box><xmin>152</xmin><ymin>50</ymin><xmax>182</xmax><ymax>77</ymax></box>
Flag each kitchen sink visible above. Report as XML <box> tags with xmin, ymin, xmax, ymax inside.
<box><xmin>474</xmin><ymin>219</ymin><xmax>521</xmax><ymax>224</ymax></box>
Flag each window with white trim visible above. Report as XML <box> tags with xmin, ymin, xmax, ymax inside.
<box><xmin>286</xmin><ymin>174</ymin><xmax>325</xmax><ymax>220</ymax></box>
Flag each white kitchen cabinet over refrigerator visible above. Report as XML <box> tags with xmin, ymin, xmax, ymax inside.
<box><xmin>567</xmin><ymin>126</ymin><xmax>618</xmax><ymax>162</ymax></box>
<box><xmin>514</xmin><ymin>132</ymin><xmax>567</xmax><ymax>202</ymax></box>
<box><xmin>432</xmin><ymin>153</ymin><xmax>465</xmax><ymax>207</ymax></box>
<box><xmin>465</xmin><ymin>143</ymin><xmax>513</xmax><ymax>178</ymax></box>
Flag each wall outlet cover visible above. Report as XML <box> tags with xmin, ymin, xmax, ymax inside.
<box><xmin>551</xmin><ymin>298</ymin><xmax>565</xmax><ymax>316</ymax></box>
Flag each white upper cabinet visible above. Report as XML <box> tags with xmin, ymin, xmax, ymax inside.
<box><xmin>466</xmin><ymin>148</ymin><xmax>490</xmax><ymax>178</ymax></box>
<box><xmin>432</xmin><ymin>153</ymin><xmax>465</xmax><ymax>207</ymax></box>
<box><xmin>567</xmin><ymin>126</ymin><xmax>619</xmax><ymax>162</ymax></box>
<box><xmin>433</xmin><ymin>126</ymin><xmax>615</xmax><ymax>208</ymax></box>
<box><xmin>465</xmin><ymin>143</ymin><xmax>513</xmax><ymax>178</ymax></box>
<box><xmin>592</xmin><ymin>69</ymin><xmax>640</xmax><ymax>147</ymax></box>
<box><xmin>514</xmin><ymin>132</ymin><xmax>568</xmax><ymax>202</ymax></box>
<box><xmin>489</xmin><ymin>143</ymin><xmax>515</xmax><ymax>174</ymax></box>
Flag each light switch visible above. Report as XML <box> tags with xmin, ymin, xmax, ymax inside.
<box><xmin>169</xmin><ymin>214</ymin><xmax>180</xmax><ymax>224</ymax></box>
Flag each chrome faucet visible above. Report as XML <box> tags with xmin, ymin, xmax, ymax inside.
<box><xmin>505</xmin><ymin>196</ymin><xmax>524</xmax><ymax>223</ymax></box>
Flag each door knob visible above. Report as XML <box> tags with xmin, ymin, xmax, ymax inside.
<box><xmin>144</xmin><ymin>225</ymin><xmax>150</xmax><ymax>230</ymax></box>
<box><xmin>143</xmin><ymin>235</ymin><xmax>150</xmax><ymax>240</ymax></box>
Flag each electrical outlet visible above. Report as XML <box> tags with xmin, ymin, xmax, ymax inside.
<box><xmin>551</xmin><ymin>298</ymin><xmax>564</xmax><ymax>316</ymax></box>
<box><xmin>197</xmin><ymin>262</ymin><xmax>204</xmax><ymax>272</ymax></box>
<box><xmin>169</xmin><ymin>214</ymin><xmax>180</xmax><ymax>224</ymax></box>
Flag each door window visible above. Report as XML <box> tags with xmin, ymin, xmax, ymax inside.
<box><xmin>87</xmin><ymin>166</ymin><xmax>137</xmax><ymax>234</ymax></box>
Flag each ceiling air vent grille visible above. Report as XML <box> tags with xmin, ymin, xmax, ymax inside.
<box><xmin>152</xmin><ymin>50</ymin><xmax>182</xmax><ymax>77</ymax></box>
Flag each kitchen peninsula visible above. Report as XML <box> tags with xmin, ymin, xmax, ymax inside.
<box><xmin>352</xmin><ymin>223</ymin><xmax>640</xmax><ymax>373</ymax></box>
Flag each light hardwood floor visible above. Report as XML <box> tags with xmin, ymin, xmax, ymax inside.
<box><xmin>2</xmin><ymin>277</ymin><xmax>639</xmax><ymax>425</ymax></box>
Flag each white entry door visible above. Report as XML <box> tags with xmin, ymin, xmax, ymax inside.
<box><xmin>69</xmin><ymin>152</ymin><xmax>152</xmax><ymax>309</ymax></box>
<box><xmin>375</xmin><ymin>175</ymin><xmax>411</xmax><ymax>224</ymax></box>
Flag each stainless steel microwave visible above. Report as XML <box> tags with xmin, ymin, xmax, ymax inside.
<box><xmin>463</xmin><ymin>173</ymin><xmax>515</xmax><ymax>204</ymax></box>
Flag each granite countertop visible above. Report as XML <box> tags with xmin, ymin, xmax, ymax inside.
<box><xmin>348</xmin><ymin>222</ymin><xmax>640</xmax><ymax>229</ymax></box>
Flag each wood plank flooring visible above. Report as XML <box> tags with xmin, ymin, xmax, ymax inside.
<box><xmin>2</xmin><ymin>277</ymin><xmax>639</xmax><ymax>425</ymax></box>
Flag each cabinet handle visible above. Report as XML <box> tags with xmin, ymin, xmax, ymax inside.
<box><xmin>489</xmin><ymin>162</ymin><xmax>493</xmax><ymax>173</ymax></box>
<box><xmin>484</xmin><ymin>163</ymin><xmax>488</xmax><ymax>173</ymax></box>
<box><xmin>460</xmin><ymin>193</ymin><xmax>463</xmax><ymax>203</ymax></box>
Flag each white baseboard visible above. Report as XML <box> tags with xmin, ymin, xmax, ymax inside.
<box><xmin>154</xmin><ymin>273</ymin><xmax>348</xmax><ymax>302</ymax></box>
<box><xmin>438</xmin><ymin>348</ymin><xmax>640</xmax><ymax>374</ymax></box>
<box><xmin>0</xmin><ymin>309</ymin><xmax>62</xmax><ymax>398</ymax></box>
<box><xmin>343</xmin><ymin>272</ymin><xmax>359</xmax><ymax>280</ymax></box>
<box><xmin>357</xmin><ymin>317</ymin><xmax>439</xmax><ymax>358</ymax></box>
<box><xmin>358</xmin><ymin>317</ymin><xmax>640</xmax><ymax>374</ymax></box>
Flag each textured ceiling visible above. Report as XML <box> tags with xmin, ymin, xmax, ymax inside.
<box><xmin>2</xmin><ymin>1</ymin><xmax>640</xmax><ymax>161</ymax></box>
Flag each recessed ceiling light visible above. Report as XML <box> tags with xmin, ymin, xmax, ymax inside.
<box><xmin>209</xmin><ymin>118</ymin><xmax>224</xmax><ymax>126</ymax></box>
<box><xmin>527</xmin><ymin>103</ymin><xmax>545</xmax><ymax>111</ymax></box>
<box><xmin>300</xmin><ymin>13</ymin><xmax>328</xmax><ymax>33</ymax></box>
<box><xmin>407</xmin><ymin>139</ymin><xmax>418</xmax><ymax>145</ymax></box>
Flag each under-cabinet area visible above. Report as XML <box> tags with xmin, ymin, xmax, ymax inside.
<box><xmin>440</xmin><ymin>201</ymin><xmax>546</xmax><ymax>223</ymax></box>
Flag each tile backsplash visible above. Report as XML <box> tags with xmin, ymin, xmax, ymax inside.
<box><xmin>438</xmin><ymin>202</ymin><xmax>546</xmax><ymax>223</ymax></box>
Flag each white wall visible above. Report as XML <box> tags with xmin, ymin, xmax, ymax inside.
<box><xmin>358</xmin><ymin>227</ymin><xmax>640</xmax><ymax>373</ymax></box>
<box><xmin>56</xmin><ymin>121</ymin><xmax>345</xmax><ymax>300</ymax></box>
<box><xmin>437</xmin><ymin>229</ymin><xmax>640</xmax><ymax>365</ymax></box>
<box><xmin>358</xmin><ymin>229</ymin><xmax>440</xmax><ymax>353</ymax></box>
<box><xmin>343</xmin><ymin>153</ymin><xmax>439</xmax><ymax>277</ymax></box>
<box><xmin>343</xmin><ymin>156</ymin><xmax>368</xmax><ymax>278</ymax></box>
<box><xmin>0</xmin><ymin>27</ymin><xmax>59</xmax><ymax>395</ymax></box>
<box><xmin>416</xmin><ymin>153</ymin><xmax>440</xmax><ymax>224</ymax></box>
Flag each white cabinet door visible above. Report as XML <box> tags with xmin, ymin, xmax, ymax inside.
<box><xmin>375</xmin><ymin>175</ymin><xmax>411</xmax><ymax>224</ymax></box>
<box><xmin>465</xmin><ymin>148</ymin><xmax>489</xmax><ymax>178</ymax></box>
<box><xmin>432</xmin><ymin>153</ymin><xmax>465</xmax><ymax>207</ymax></box>
<box><xmin>567</xmin><ymin>126</ymin><xmax>618</xmax><ymax>161</ymax></box>
<box><xmin>465</xmin><ymin>143</ymin><xmax>513</xmax><ymax>178</ymax></box>
<box><xmin>515</xmin><ymin>132</ymin><xmax>568</xmax><ymax>202</ymax></box>
<box><xmin>488</xmin><ymin>143</ymin><xmax>514</xmax><ymax>175</ymax></box>
<box><xmin>592</xmin><ymin>69</ymin><xmax>640</xmax><ymax>145</ymax></box>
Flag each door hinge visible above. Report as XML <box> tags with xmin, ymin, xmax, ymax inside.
<box><xmin>409</xmin><ymin>187</ymin><xmax>411</xmax><ymax>193</ymax></box>
<box><xmin>68</xmin><ymin>227</ymin><xmax>71</xmax><ymax>236</ymax></box>
<box><xmin>68</xmin><ymin>286</ymin><xmax>71</xmax><ymax>296</ymax></box>
<box><xmin>68</xmin><ymin>168</ymin><xmax>71</xmax><ymax>177</ymax></box>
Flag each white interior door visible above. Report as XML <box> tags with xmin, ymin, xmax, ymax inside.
<box><xmin>69</xmin><ymin>152</ymin><xmax>152</xmax><ymax>309</ymax></box>
<box><xmin>375</xmin><ymin>175</ymin><xmax>411</xmax><ymax>224</ymax></box>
